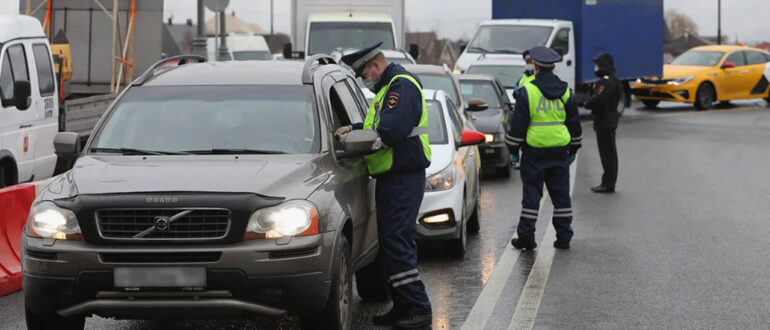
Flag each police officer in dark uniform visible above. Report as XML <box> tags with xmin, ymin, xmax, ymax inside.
<box><xmin>584</xmin><ymin>53</ymin><xmax>622</xmax><ymax>193</ymax></box>
<box><xmin>506</xmin><ymin>46</ymin><xmax>582</xmax><ymax>250</ymax></box>
<box><xmin>338</xmin><ymin>42</ymin><xmax>433</xmax><ymax>328</ymax></box>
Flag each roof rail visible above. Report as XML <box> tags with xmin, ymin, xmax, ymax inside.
<box><xmin>302</xmin><ymin>54</ymin><xmax>336</xmax><ymax>84</ymax></box>
<box><xmin>132</xmin><ymin>55</ymin><xmax>207</xmax><ymax>86</ymax></box>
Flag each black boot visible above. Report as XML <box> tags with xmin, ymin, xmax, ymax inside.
<box><xmin>553</xmin><ymin>240</ymin><xmax>570</xmax><ymax>249</ymax></box>
<box><xmin>394</xmin><ymin>311</ymin><xmax>432</xmax><ymax>329</ymax></box>
<box><xmin>590</xmin><ymin>185</ymin><xmax>615</xmax><ymax>193</ymax></box>
<box><xmin>511</xmin><ymin>238</ymin><xmax>537</xmax><ymax>250</ymax></box>
<box><xmin>372</xmin><ymin>307</ymin><xmax>403</xmax><ymax>326</ymax></box>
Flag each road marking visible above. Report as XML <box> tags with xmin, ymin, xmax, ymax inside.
<box><xmin>461</xmin><ymin>156</ymin><xmax>578</xmax><ymax>330</ymax></box>
<box><xmin>507</xmin><ymin>154</ymin><xmax>577</xmax><ymax>330</ymax></box>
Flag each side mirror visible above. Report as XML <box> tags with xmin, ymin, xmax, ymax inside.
<box><xmin>54</xmin><ymin>132</ymin><xmax>81</xmax><ymax>158</ymax></box>
<box><xmin>466</xmin><ymin>98</ymin><xmax>488</xmax><ymax>112</ymax></box>
<box><xmin>457</xmin><ymin>130</ymin><xmax>486</xmax><ymax>148</ymax></box>
<box><xmin>13</xmin><ymin>80</ymin><xmax>31</xmax><ymax>110</ymax></box>
<box><xmin>721</xmin><ymin>61</ymin><xmax>736</xmax><ymax>69</ymax></box>
<box><xmin>337</xmin><ymin>130</ymin><xmax>381</xmax><ymax>159</ymax></box>
<box><xmin>459</xmin><ymin>43</ymin><xmax>467</xmax><ymax>53</ymax></box>
<box><xmin>408</xmin><ymin>43</ymin><xmax>420</xmax><ymax>60</ymax></box>
<box><xmin>283</xmin><ymin>43</ymin><xmax>293</xmax><ymax>60</ymax></box>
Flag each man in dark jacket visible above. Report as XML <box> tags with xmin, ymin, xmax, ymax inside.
<box><xmin>505</xmin><ymin>46</ymin><xmax>582</xmax><ymax>250</ymax></box>
<box><xmin>339</xmin><ymin>41</ymin><xmax>433</xmax><ymax>328</ymax></box>
<box><xmin>584</xmin><ymin>53</ymin><xmax>622</xmax><ymax>193</ymax></box>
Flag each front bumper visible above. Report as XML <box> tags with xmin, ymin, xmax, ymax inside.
<box><xmin>632</xmin><ymin>84</ymin><xmax>694</xmax><ymax>103</ymax></box>
<box><xmin>22</xmin><ymin>232</ymin><xmax>337</xmax><ymax>318</ymax></box>
<box><xmin>479</xmin><ymin>142</ymin><xmax>510</xmax><ymax>168</ymax></box>
<box><xmin>416</xmin><ymin>185</ymin><xmax>464</xmax><ymax>240</ymax></box>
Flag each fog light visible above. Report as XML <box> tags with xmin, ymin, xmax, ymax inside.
<box><xmin>423</xmin><ymin>213</ymin><xmax>450</xmax><ymax>224</ymax></box>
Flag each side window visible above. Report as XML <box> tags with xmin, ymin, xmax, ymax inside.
<box><xmin>32</xmin><ymin>44</ymin><xmax>55</xmax><ymax>96</ymax></box>
<box><xmin>746</xmin><ymin>51</ymin><xmax>766</xmax><ymax>65</ymax></box>
<box><xmin>332</xmin><ymin>81</ymin><xmax>363</xmax><ymax>124</ymax></box>
<box><xmin>343</xmin><ymin>78</ymin><xmax>368</xmax><ymax>119</ymax></box>
<box><xmin>764</xmin><ymin>53</ymin><xmax>770</xmax><ymax>62</ymax></box>
<box><xmin>0</xmin><ymin>55</ymin><xmax>13</xmax><ymax>102</ymax></box>
<box><xmin>1</xmin><ymin>44</ymin><xmax>30</xmax><ymax>103</ymax></box>
<box><xmin>446</xmin><ymin>98</ymin><xmax>463</xmax><ymax>141</ymax></box>
<box><xmin>551</xmin><ymin>29</ymin><xmax>570</xmax><ymax>56</ymax></box>
<box><xmin>724</xmin><ymin>51</ymin><xmax>747</xmax><ymax>66</ymax></box>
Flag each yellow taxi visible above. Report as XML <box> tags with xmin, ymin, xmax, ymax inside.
<box><xmin>633</xmin><ymin>45</ymin><xmax>770</xmax><ymax>110</ymax></box>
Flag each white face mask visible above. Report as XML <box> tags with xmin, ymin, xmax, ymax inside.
<box><xmin>362</xmin><ymin>65</ymin><xmax>377</xmax><ymax>92</ymax></box>
<box><xmin>526</xmin><ymin>64</ymin><xmax>535</xmax><ymax>71</ymax></box>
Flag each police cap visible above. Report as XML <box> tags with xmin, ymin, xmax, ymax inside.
<box><xmin>341</xmin><ymin>41</ymin><xmax>383</xmax><ymax>77</ymax></box>
<box><xmin>528</xmin><ymin>46</ymin><xmax>562</xmax><ymax>68</ymax></box>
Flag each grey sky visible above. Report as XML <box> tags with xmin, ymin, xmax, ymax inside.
<box><xmin>1</xmin><ymin>1</ymin><xmax>768</xmax><ymax>43</ymax></box>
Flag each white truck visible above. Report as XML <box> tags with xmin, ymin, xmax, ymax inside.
<box><xmin>0</xmin><ymin>15</ymin><xmax>59</xmax><ymax>188</ymax></box>
<box><xmin>207</xmin><ymin>33</ymin><xmax>271</xmax><ymax>61</ymax></box>
<box><xmin>285</xmin><ymin>0</ymin><xmax>417</xmax><ymax>59</ymax></box>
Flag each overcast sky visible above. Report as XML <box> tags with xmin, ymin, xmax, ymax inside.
<box><xmin>1</xmin><ymin>0</ymin><xmax>768</xmax><ymax>43</ymax></box>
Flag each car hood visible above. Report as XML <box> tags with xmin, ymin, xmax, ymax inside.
<box><xmin>471</xmin><ymin>109</ymin><xmax>504</xmax><ymax>133</ymax></box>
<box><xmin>426</xmin><ymin>144</ymin><xmax>454</xmax><ymax>176</ymax></box>
<box><xmin>456</xmin><ymin>52</ymin><xmax>524</xmax><ymax>72</ymax></box>
<box><xmin>39</xmin><ymin>155</ymin><xmax>329</xmax><ymax>201</ymax></box>
<box><xmin>663</xmin><ymin>65</ymin><xmax>713</xmax><ymax>79</ymax></box>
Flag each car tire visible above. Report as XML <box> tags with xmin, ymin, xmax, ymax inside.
<box><xmin>694</xmin><ymin>83</ymin><xmax>715</xmax><ymax>110</ymax></box>
<box><xmin>25</xmin><ymin>308</ymin><xmax>85</xmax><ymax>330</ymax></box>
<box><xmin>301</xmin><ymin>236</ymin><xmax>352</xmax><ymax>330</ymax></box>
<box><xmin>467</xmin><ymin>199</ymin><xmax>481</xmax><ymax>235</ymax></box>
<box><xmin>641</xmin><ymin>100</ymin><xmax>659</xmax><ymax>109</ymax></box>
<box><xmin>449</xmin><ymin>206</ymin><xmax>467</xmax><ymax>258</ymax></box>
<box><xmin>355</xmin><ymin>254</ymin><xmax>388</xmax><ymax>302</ymax></box>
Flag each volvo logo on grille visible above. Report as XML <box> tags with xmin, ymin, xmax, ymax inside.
<box><xmin>154</xmin><ymin>217</ymin><xmax>170</xmax><ymax>231</ymax></box>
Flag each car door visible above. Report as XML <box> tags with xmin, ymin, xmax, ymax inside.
<box><xmin>720</xmin><ymin>51</ymin><xmax>748</xmax><ymax>100</ymax></box>
<box><xmin>0</xmin><ymin>42</ymin><xmax>36</xmax><ymax>183</ymax></box>
<box><xmin>446</xmin><ymin>98</ymin><xmax>477</xmax><ymax>221</ymax></box>
<box><xmin>744</xmin><ymin>50</ymin><xmax>770</xmax><ymax>99</ymax></box>
<box><xmin>30</xmin><ymin>42</ymin><xmax>59</xmax><ymax>180</ymax></box>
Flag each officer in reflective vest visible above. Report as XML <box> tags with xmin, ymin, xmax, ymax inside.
<box><xmin>505</xmin><ymin>46</ymin><xmax>582</xmax><ymax>250</ymax></box>
<box><xmin>515</xmin><ymin>49</ymin><xmax>536</xmax><ymax>90</ymax></box>
<box><xmin>338</xmin><ymin>41</ymin><xmax>433</xmax><ymax>328</ymax></box>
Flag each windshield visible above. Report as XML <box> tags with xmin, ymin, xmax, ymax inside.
<box><xmin>418</xmin><ymin>74</ymin><xmax>461</xmax><ymax>106</ymax></box>
<box><xmin>459</xmin><ymin>80</ymin><xmax>502</xmax><ymax>110</ymax></box>
<box><xmin>671</xmin><ymin>50</ymin><xmax>725</xmax><ymax>66</ymax></box>
<box><xmin>91</xmin><ymin>86</ymin><xmax>319</xmax><ymax>154</ymax></box>
<box><xmin>466</xmin><ymin>65</ymin><xmax>526</xmax><ymax>88</ymax></box>
<box><xmin>426</xmin><ymin>100</ymin><xmax>448</xmax><ymax>144</ymax></box>
<box><xmin>468</xmin><ymin>25</ymin><xmax>553</xmax><ymax>54</ymax></box>
<box><xmin>232</xmin><ymin>50</ymin><xmax>271</xmax><ymax>61</ymax></box>
<box><xmin>308</xmin><ymin>22</ymin><xmax>396</xmax><ymax>55</ymax></box>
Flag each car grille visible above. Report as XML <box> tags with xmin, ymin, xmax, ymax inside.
<box><xmin>95</xmin><ymin>208</ymin><xmax>231</xmax><ymax>240</ymax></box>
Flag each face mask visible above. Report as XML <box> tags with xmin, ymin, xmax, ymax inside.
<box><xmin>362</xmin><ymin>65</ymin><xmax>377</xmax><ymax>92</ymax></box>
<box><xmin>526</xmin><ymin>64</ymin><xmax>534</xmax><ymax>71</ymax></box>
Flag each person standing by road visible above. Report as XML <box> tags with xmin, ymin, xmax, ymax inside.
<box><xmin>515</xmin><ymin>49</ymin><xmax>536</xmax><ymax>90</ymax></box>
<box><xmin>337</xmin><ymin>41</ymin><xmax>433</xmax><ymax>328</ymax></box>
<box><xmin>584</xmin><ymin>53</ymin><xmax>622</xmax><ymax>193</ymax></box>
<box><xmin>505</xmin><ymin>46</ymin><xmax>582</xmax><ymax>250</ymax></box>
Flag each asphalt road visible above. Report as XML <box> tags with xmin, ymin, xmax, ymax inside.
<box><xmin>1</xmin><ymin>100</ymin><xmax>768</xmax><ymax>329</ymax></box>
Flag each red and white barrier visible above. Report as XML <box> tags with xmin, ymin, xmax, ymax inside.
<box><xmin>0</xmin><ymin>178</ymin><xmax>54</xmax><ymax>296</ymax></box>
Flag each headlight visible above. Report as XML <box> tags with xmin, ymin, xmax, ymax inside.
<box><xmin>484</xmin><ymin>134</ymin><xmax>494</xmax><ymax>143</ymax></box>
<box><xmin>245</xmin><ymin>200</ymin><xmax>319</xmax><ymax>239</ymax></box>
<box><xmin>425</xmin><ymin>164</ymin><xmax>457</xmax><ymax>191</ymax></box>
<box><xmin>453</xmin><ymin>68</ymin><xmax>462</xmax><ymax>74</ymax></box>
<box><xmin>668</xmin><ymin>76</ymin><xmax>694</xmax><ymax>86</ymax></box>
<box><xmin>27</xmin><ymin>202</ymin><xmax>82</xmax><ymax>240</ymax></box>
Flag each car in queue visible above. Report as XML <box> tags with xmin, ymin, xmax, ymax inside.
<box><xmin>21</xmin><ymin>55</ymin><xmax>388</xmax><ymax>330</ymax></box>
<box><xmin>458</xmin><ymin>74</ymin><xmax>516</xmax><ymax>177</ymax></box>
<box><xmin>416</xmin><ymin>89</ymin><xmax>485</xmax><ymax>257</ymax></box>
<box><xmin>633</xmin><ymin>45</ymin><xmax>770</xmax><ymax>110</ymax></box>
<box><xmin>465</xmin><ymin>57</ymin><xmax>528</xmax><ymax>103</ymax></box>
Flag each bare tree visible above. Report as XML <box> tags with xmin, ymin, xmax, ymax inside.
<box><xmin>665</xmin><ymin>9</ymin><xmax>698</xmax><ymax>37</ymax></box>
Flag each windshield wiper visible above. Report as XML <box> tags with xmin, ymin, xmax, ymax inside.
<box><xmin>182</xmin><ymin>149</ymin><xmax>287</xmax><ymax>155</ymax></box>
<box><xmin>492</xmin><ymin>49</ymin><xmax>519</xmax><ymax>54</ymax></box>
<box><xmin>468</xmin><ymin>46</ymin><xmax>492</xmax><ymax>53</ymax></box>
<box><xmin>89</xmin><ymin>147</ymin><xmax>190</xmax><ymax>155</ymax></box>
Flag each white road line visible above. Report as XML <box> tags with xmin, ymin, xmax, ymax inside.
<box><xmin>461</xmin><ymin>156</ymin><xmax>578</xmax><ymax>330</ymax></box>
<box><xmin>507</xmin><ymin>155</ymin><xmax>578</xmax><ymax>330</ymax></box>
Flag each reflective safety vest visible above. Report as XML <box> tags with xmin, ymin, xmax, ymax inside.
<box><xmin>525</xmin><ymin>85</ymin><xmax>571</xmax><ymax>148</ymax></box>
<box><xmin>517</xmin><ymin>72</ymin><xmax>535</xmax><ymax>87</ymax></box>
<box><xmin>363</xmin><ymin>74</ymin><xmax>431</xmax><ymax>175</ymax></box>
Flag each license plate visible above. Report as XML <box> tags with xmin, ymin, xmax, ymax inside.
<box><xmin>485</xmin><ymin>149</ymin><xmax>495</xmax><ymax>154</ymax></box>
<box><xmin>114</xmin><ymin>267</ymin><xmax>206</xmax><ymax>288</ymax></box>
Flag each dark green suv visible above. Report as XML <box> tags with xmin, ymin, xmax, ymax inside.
<box><xmin>22</xmin><ymin>55</ymin><xmax>387</xmax><ymax>330</ymax></box>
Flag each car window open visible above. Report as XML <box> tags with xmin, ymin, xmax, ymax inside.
<box><xmin>91</xmin><ymin>85</ymin><xmax>319</xmax><ymax>154</ymax></box>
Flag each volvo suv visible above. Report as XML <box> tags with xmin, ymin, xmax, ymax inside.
<box><xmin>21</xmin><ymin>55</ymin><xmax>388</xmax><ymax>330</ymax></box>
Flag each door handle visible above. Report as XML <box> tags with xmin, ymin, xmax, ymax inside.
<box><xmin>19</xmin><ymin>124</ymin><xmax>32</xmax><ymax>129</ymax></box>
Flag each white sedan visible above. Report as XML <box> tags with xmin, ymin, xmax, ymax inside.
<box><xmin>416</xmin><ymin>89</ymin><xmax>485</xmax><ymax>257</ymax></box>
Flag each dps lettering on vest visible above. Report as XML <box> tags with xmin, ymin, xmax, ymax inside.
<box><xmin>363</xmin><ymin>74</ymin><xmax>432</xmax><ymax>175</ymax></box>
<box><xmin>525</xmin><ymin>85</ymin><xmax>571</xmax><ymax>148</ymax></box>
